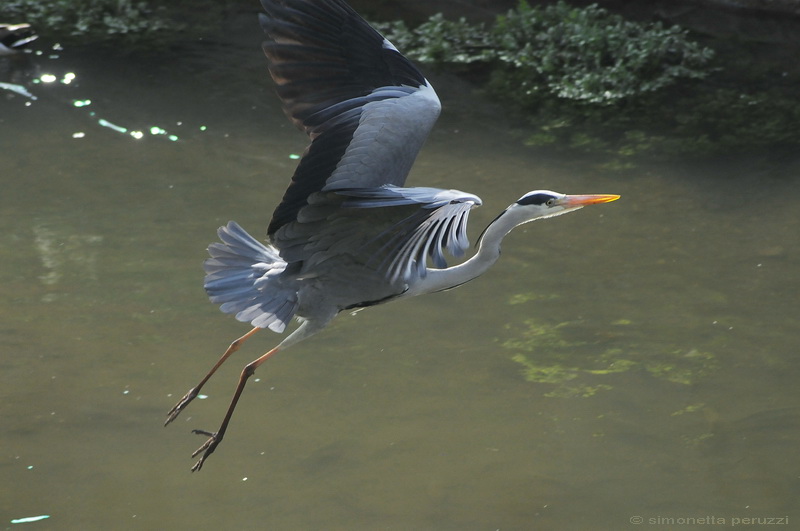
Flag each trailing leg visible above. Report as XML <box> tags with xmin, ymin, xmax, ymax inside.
<box><xmin>187</xmin><ymin>318</ymin><xmax>330</xmax><ymax>471</ymax></box>
<box><xmin>165</xmin><ymin>327</ymin><xmax>261</xmax><ymax>426</ymax></box>
<box><xmin>189</xmin><ymin>345</ymin><xmax>280</xmax><ymax>472</ymax></box>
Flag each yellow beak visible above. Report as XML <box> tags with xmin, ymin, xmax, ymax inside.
<box><xmin>560</xmin><ymin>194</ymin><xmax>621</xmax><ymax>207</ymax></box>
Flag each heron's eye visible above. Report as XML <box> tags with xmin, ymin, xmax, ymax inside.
<box><xmin>546</xmin><ymin>198</ymin><xmax>556</xmax><ymax>207</ymax></box>
<box><xmin>517</xmin><ymin>193</ymin><xmax>556</xmax><ymax>206</ymax></box>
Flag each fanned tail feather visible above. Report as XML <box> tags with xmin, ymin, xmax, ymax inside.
<box><xmin>204</xmin><ymin>221</ymin><xmax>298</xmax><ymax>332</ymax></box>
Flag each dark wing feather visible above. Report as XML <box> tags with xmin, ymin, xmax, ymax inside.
<box><xmin>260</xmin><ymin>0</ymin><xmax>425</xmax><ymax>128</ymax></box>
<box><xmin>259</xmin><ymin>0</ymin><xmax>441</xmax><ymax>239</ymax></box>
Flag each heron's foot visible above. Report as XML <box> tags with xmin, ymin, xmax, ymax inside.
<box><xmin>190</xmin><ymin>429</ymin><xmax>222</xmax><ymax>472</ymax></box>
<box><xmin>164</xmin><ymin>387</ymin><xmax>200</xmax><ymax>426</ymax></box>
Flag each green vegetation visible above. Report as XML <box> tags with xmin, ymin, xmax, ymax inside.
<box><xmin>375</xmin><ymin>13</ymin><xmax>495</xmax><ymax>65</ymax></box>
<box><xmin>378</xmin><ymin>1</ymin><xmax>713</xmax><ymax>106</ymax></box>
<box><xmin>501</xmin><ymin>316</ymin><xmax>719</xmax><ymax>398</ymax></box>
<box><xmin>0</xmin><ymin>0</ymin><xmax>236</xmax><ymax>45</ymax></box>
<box><xmin>1</xmin><ymin>0</ymin><xmax>171</xmax><ymax>42</ymax></box>
<box><xmin>6</xmin><ymin>0</ymin><xmax>797</xmax><ymax>160</ymax></box>
<box><xmin>492</xmin><ymin>2</ymin><xmax>713</xmax><ymax>105</ymax></box>
<box><xmin>377</xmin><ymin>1</ymin><xmax>800</xmax><ymax>162</ymax></box>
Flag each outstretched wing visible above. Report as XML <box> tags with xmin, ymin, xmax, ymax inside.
<box><xmin>259</xmin><ymin>0</ymin><xmax>442</xmax><ymax>238</ymax></box>
<box><xmin>276</xmin><ymin>186</ymin><xmax>482</xmax><ymax>284</ymax></box>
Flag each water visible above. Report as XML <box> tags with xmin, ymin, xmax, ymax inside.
<box><xmin>2</xmin><ymin>14</ymin><xmax>799</xmax><ymax>531</ymax></box>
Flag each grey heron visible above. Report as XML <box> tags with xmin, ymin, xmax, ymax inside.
<box><xmin>165</xmin><ymin>0</ymin><xmax>620</xmax><ymax>471</ymax></box>
<box><xmin>0</xmin><ymin>23</ymin><xmax>37</xmax><ymax>55</ymax></box>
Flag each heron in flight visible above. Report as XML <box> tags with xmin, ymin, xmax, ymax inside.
<box><xmin>166</xmin><ymin>0</ymin><xmax>619</xmax><ymax>471</ymax></box>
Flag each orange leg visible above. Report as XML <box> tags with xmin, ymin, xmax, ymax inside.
<box><xmin>189</xmin><ymin>345</ymin><xmax>282</xmax><ymax>472</ymax></box>
<box><xmin>164</xmin><ymin>327</ymin><xmax>261</xmax><ymax>426</ymax></box>
<box><xmin>177</xmin><ymin>317</ymin><xmax>331</xmax><ymax>471</ymax></box>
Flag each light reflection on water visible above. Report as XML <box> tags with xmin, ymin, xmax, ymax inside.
<box><xmin>2</xmin><ymin>18</ymin><xmax>799</xmax><ymax>531</ymax></box>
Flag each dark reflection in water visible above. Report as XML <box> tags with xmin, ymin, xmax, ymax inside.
<box><xmin>1</xmin><ymin>13</ymin><xmax>798</xmax><ymax>531</ymax></box>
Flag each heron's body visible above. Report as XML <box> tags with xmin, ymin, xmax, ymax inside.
<box><xmin>166</xmin><ymin>0</ymin><xmax>619</xmax><ymax>471</ymax></box>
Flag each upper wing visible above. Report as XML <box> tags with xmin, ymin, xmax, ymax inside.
<box><xmin>275</xmin><ymin>186</ymin><xmax>482</xmax><ymax>284</ymax></box>
<box><xmin>259</xmin><ymin>0</ymin><xmax>442</xmax><ymax>237</ymax></box>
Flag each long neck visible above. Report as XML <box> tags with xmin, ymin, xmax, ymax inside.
<box><xmin>407</xmin><ymin>207</ymin><xmax>528</xmax><ymax>296</ymax></box>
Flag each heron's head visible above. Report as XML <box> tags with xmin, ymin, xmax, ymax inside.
<box><xmin>477</xmin><ymin>190</ymin><xmax>619</xmax><ymax>247</ymax></box>
<box><xmin>498</xmin><ymin>190</ymin><xmax>619</xmax><ymax>231</ymax></box>
<box><xmin>512</xmin><ymin>190</ymin><xmax>620</xmax><ymax>222</ymax></box>
<box><xmin>506</xmin><ymin>190</ymin><xmax>619</xmax><ymax>223</ymax></box>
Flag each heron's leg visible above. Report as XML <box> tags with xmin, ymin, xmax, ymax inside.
<box><xmin>187</xmin><ymin>318</ymin><xmax>330</xmax><ymax>471</ymax></box>
<box><xmin>189</xmin><ymin>344</ymin><xmax>281</xmax><ymax>472</ymax></box>
<box><xmin>165</xmin><ymin>327</ymin><xmax>261</xmax><ymax>426</ymax></box>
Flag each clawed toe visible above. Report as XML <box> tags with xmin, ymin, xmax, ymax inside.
<box><xmin>190</xmin><ymin>430</ymin><xmax>221</xmax><ymax>472</ymax></box>
<box><xmin>164</xmin><ymin>388</ymin><xmax>199</xmax><ymax>426</ymax></box>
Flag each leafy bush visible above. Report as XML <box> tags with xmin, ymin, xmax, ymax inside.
<box><xmin>377</xmin><ymin>1</ymin><xmax>714</xmax><ymax>106</ymax></box>
<box><xmin>375</xmin><ymin>14</ymin><xmax>494</xmax><ymax>65</ymax></box>
<box><xmin>495</xmin><ymin>1</ymin><xmax>714</xmax><ymax>105</ymax></box>
<box><xmin>1</xmin><ymin>0</ymin><xmax>248</xmax><ymax>46</ymax></box>
<box><xmin>378</xmin><ymin>1</ymin><xmax>800</xmax><ymax>160</ymax></box>
<box><xmin>0</xmin><ymin>0</ymin><xmax>177</xmax><ymax>44</ymax></box>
